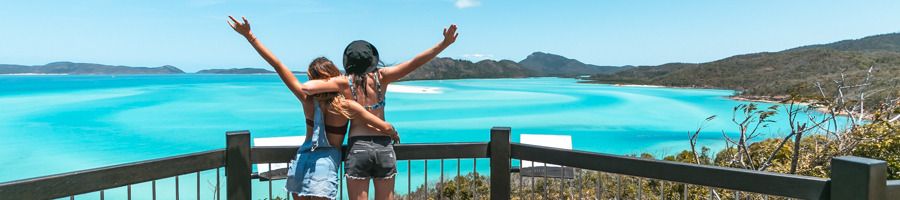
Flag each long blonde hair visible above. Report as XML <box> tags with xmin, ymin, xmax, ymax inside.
<box><xmin>307</xmin><ymin>57</ymin><xmax>353</xmax><ymax>119</ymax></box>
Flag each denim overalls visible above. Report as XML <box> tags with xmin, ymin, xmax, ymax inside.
<box><xmin>285</xmin><ymin>101</ymin><xmax>342</xmax><ymax>199</ymax></box>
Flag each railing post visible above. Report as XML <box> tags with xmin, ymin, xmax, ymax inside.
<box><xmin>830</xmin><ymin>156</ymin><xmax>887</xmax><ymax>200</ymax></box>
<box><xmin>226</xmin><ymin>130</ymin><xmax>251</xmax><ymax>200</ymax></box>
<box><xmin>490</xmin><ymin>127</ymin><xmax>511</xmax><ymax>200</ymax></box>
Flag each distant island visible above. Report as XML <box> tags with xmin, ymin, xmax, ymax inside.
<box><xmin>0</xmin><ymin>62</ymin><xmax>184</xmax><ymax>75</ymax></box>
<box><xmin>195</xmin><ymin>68</ymin><xmax>275</xmax><ymax>74</ymax></box>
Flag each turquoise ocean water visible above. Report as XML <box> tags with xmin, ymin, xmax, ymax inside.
<box><xmin>0</xmin><ymin>75</ymin><xmax>839</xmax><ymax>199</ymax></box>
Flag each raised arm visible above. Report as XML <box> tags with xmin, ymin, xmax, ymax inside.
<box><xmin>302</xmin><ymin>77</ymin><xmax>347</xmax><ymax>95</ymax></box>
<box><xmin>228</xmin><ymin>16</ymin><xmax>306</xmax><ymax>100</ymax></box>
<box><xmin>380</xmin><ymin>24</ymin><xmax>458</xmax><ymax>83</ymax></box>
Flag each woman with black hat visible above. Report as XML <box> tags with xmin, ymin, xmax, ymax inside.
<box><xmin>304</xmin><ymin>24</ymin><xmax>458</xmax><ymax>200</ymax></box>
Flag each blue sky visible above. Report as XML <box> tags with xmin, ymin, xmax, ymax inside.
<box><xmin>1</xmin><ymin>0</ymin><xmax>900</xmax><ymax>72</ymax></box>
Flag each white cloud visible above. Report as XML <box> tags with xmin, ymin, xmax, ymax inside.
<box><xmin>455</xmin><ymin>0</ymin><xmax>481</xmax><ymax>9</ymax></box>
<box><xmin>461</xmin><ymin>53</ymin><xmax>494</xmax><ymax>61</ymax></box>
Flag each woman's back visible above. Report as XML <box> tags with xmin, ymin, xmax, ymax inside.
<box><xmin>301</xmin><ymin>97</ymin><xmax>349</xmax><ymax>148</ymax></box>
<box><xmin>347</xmin><ymin>73</ymin><xmax>387</xmax><ymax>137</ymax></box>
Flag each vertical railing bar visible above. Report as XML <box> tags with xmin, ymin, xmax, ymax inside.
<box><xmin>615</xmin><ymin>175</ymin><xmax>621</xmax><ymax>200</ymax></box>
<box><xmin>196</xmin><ymin>171</ymin><xmax>201</xmax><ymax>200</ymax></box>
<box><xmin>407</xmin><ymin>160</ymin><xmax>411</xmax><ymax>198</ymax></box>
<box><xmin>637</xmin><ymin>177</ymin><xmax>642</xmax><ymax>200</ymax></box>
<box><xmin>457</xmin><ymin>158</ymin><xmax>461</xmax><ymax>178</ymax></box>
<box><xmin>576</xmin><ymin>168</ymin><xmax>582</xmax><ymax>200</ymax></box>
<box><xmin>268</xmin><ymin>163</ymin><xmax>272</xmax><ymax>200</ymax></box>
<box><xmin>660</xmin><ymin>180</ymin><xmax>665</xmax><ymax>200</ymax></box>
<box><xmin>597</xmin><ymin>171</ymin><xmax>603</xmax><ymax>200</ymax></box>
<box><xmin>216</xmin><ymin>167</ymin><xmax>220</xmax><ymax>200</ymax></box>
<box><xmin>456</xmin><ymin>158</ymin><xmax>460</xmax><ymax>199</ymax></box>
<box><xmin>683</xmin><ymin>183</ymin><xmax>687</xmax><ymax>200</ymax></box>
<box><xmin>519</xmin><ymin>159</ymin><xmax>523</xmax><ymax>200</ymax></box>
<box><xmin>560</xmin><ymin>165</ymin><xmax>565</xmax><ymax>199</ymax></box>
<box><xmin>542</xmin><ymin>162</ymin><xmax>547</xmax><ymax>200</ymax></box>
<box><xmin>175</xmin><ymin>175</ymin><xmax>180</xmax><ymax>200</ymax></box>
<box><xmin>708</xmin><ymin>187</ymin><xmax>713</xmax><ymax>200</ymax></box>
<box><xmin>100</xmin><ymin>190</ymin><xmax>104</xmax><ymax>200</ymax></box>
<box><xmin>531</xmin><ymin>160</ymin><xmax>535</xmax><ymax>200</ymax></box>
<box><xmin>127</xmin><ymin>184</ymin><xmax>132</xmax><ymax>200</ymax></box>
<box><xmin>152</xmin><ymin>180</ymin><xmax>157</xmax><ymax>200</ymax></box>
<box><xmin>70</xmin><ymin>195</ymin><xmax>74</xmax><ymax>200</ymax></box>
<box><xmin>473</xmin><ymin>158</ymin><xmax>477</xmax><ymax>200</ymax></box>
<box><xmin>440</xmin><ymin>158</ymin><xmax>444</xmax><ymax>200</ymax></box>
<box><xmin>735</xmin><ymin>190</ymin><xmax>740</xmax><ymax>200</ymax></box>
<box><xmin>425</xmin><ymin>160</ymin><xmax>429</xmax><ymax>199</ymax></box>
<box><xmin>286</xmin><ymin>162</ymin><xmax>291</xmax><ymax>200</ymax></box>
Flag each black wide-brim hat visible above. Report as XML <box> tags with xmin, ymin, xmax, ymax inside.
<box><xmin>343</xmin><ymin>40</ymin><xmax>379</xmax><ymax>75</ymax></box>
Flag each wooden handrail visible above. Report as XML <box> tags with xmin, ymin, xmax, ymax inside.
<box><xmin>511</xmin><ymin>143</ymin><xmax>831</xmax><ymax>199</ymax></box>
<box><xmin>0</xmin><ymin>149</ymin><xmax>224</xmax><ymax>200</ymax></box>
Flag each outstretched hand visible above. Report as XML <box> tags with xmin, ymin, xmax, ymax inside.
<box><xmin>441</xmin><ymin>24</ymin><xmax>459</xmax><ymax>46</ymax></box>
<box><xmin>227</xmin><ymin>16</ymin><xmax>253</xmax><ymax>39</ymax></box>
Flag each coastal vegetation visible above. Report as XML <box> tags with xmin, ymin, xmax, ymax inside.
<box><xmin>588</xmin><ymin>33</ymin><xmax>900</xmax><ymax>104</ymax></box>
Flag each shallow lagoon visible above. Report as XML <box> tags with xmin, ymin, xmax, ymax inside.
<box><xmin>0</xmin><ymin>75</ymin><xmax>836</xmax><ymax>199</ymax></box>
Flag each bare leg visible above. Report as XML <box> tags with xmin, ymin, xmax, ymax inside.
<box><xmin>373</xmin><ymin>177</ymin><xmax>396</xmax><ymax>200</ymax></box>
<box><xmin>347</xmin><ymin>178</ymin><xmax>371</xmax><ymax>200</ymax></box>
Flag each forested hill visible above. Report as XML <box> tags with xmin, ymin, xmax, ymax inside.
<box><xmin>402</xmin><ymin>52</ymin><xmax>631</xmax><ymax>80</ymax></box>
<box><xmin>518</xmin><ymin>52</ymin><xmax>631</xmax><ymax>77</ymax></box>
<box><xmin>0</xmin><ymin>62</ymin><xmax>185</xmax><ymax>74</ymax></box>
<box><xmin>589</xmin><ymin>32</ymin><xmax>900</xmax><ymax>100</ymax></box>
<box><xmin>401</xmin><ymin>58</ymin><xmax>530</xmax><ymax>80</ymax></box>
<box><xmin>787</xmin><ymin>32</ymin><xmax>900</xmax><ymax>53</ymax></box>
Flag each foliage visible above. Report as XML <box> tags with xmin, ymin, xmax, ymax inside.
<box><xmin>851</xmin><ymin>121</ymin><xmax>900</xmax><ymax>179</ymax></box>
<box><xmin>589</xmin><ymin>33</ymin><xmax>900</xmax><ymax>105</ymax></box>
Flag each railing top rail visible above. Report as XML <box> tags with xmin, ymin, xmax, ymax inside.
<box><xmin>252</xmin><ymin>142</ymin><xmax>489</xmax><ymax>164</ymax></box>
<box><xmin>0</xmin><ymin>149</ymin><xmax>225</xmax><ymax>200</ymax></box>
<box><xmin>511</xmin><ymin>143</ymin><xmax>830</xmax><ymax>199</ymax></box>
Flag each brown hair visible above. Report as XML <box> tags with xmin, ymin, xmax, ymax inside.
<box><xmin>307</xmin><ymin>57</ymin><xmax>353</xmax><ymax>119</ymax></box>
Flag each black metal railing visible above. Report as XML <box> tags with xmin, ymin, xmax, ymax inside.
<box><xmin>0</xmin><ymin>127</ymin><xmax>897</xmax><ymax>200</ymax></box>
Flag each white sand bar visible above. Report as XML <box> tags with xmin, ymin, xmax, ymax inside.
<box><xmin>387</xmin><ymin>84</ymin><xmax>443</xmax><ymax>94</ymax></box>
